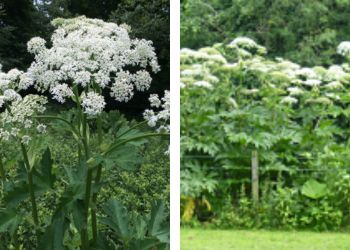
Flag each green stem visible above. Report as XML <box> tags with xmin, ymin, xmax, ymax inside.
<box><xmin>21</xmin><ymin>143</ymin><xmax>40</xmax><ymax>240</ymax></box>
<box><xmin>81</xmin><ymin>112</ymin><xmax>92</xmax><ymax>250</ymax></box>
<box><xmin>13</xmin><ymin>228</ymin><xmax>20</xmax><ymax>250</ymax></box>
<box><xmin>91</xmin><ymin>115</ymin><xmax>103</xmax><ymax>243</ymax></box>
<box><xmin>0</xmin><ymin>156</ymin><xmax>6</xmax><ymax>181</ymax></box>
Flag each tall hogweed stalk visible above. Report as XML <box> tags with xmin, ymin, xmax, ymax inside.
<box><xmin>0</xmin><ymin>16</ymin><xmax>169</xmax><ymax>249</ymax></box>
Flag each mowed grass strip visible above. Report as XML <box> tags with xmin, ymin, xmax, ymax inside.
<box><xmin>181</xmin><ymin>228</ymin><xmax>350</xmax><ymax>250</ymax></box>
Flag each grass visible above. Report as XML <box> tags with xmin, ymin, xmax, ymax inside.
<box><xmin>181</xmin><ymin>228</ymin><xmax>350</xmax><ymax>250</ymax></box>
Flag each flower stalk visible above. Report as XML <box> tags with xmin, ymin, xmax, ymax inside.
<box><xmin>91</xmin><ymin>114</ymin><xmax>103</xmax><ymax>243</ymax></box>
<box><xmin>20</xmin><ymin>143</ymin><xmax>39</xmax><ymax>240</ymax></box>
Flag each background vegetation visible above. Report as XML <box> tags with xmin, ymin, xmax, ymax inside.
<box><xmin>181</xmin><ymin>0</ymin><xmax>350</xmax><ymax>66</ymax></box>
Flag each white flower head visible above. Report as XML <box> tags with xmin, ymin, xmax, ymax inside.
<box><xmin>74</xmin><ymin>71</ymin><xmax>91</xmax><ymax>87</ymax></box>
<box><xmin>193</xmin><ymin>81</ymin><xmax>213</xmax><ymax>89</ymax></box>
<box><xmin>133</xmin><ymin>70</ymin><xmax>152</xmax><ymax>91</ymax></box>
<box><xmin>110</xmin><ymin>82</ymin><xmax>134</xmax><ymax>102</ymax></box>
<box><xmin>287</xmin><ymin>87</ymin><xmax>304</xmax><ymax>96</ymax></box>
<box><xmin>324</xmin><ymin>81</ymin><xmax>343</xmax><ymax>90</ymax></box>
<box><xmin>0</xmin><ymin>130</ymin><xmax>10</xmax><ymax>141</ymax></box>
<box><xmin>0</xmin><ymin>96</ymin><xmax>5</xmax><ymax>108</ymax></box>
<box><xmin>149</xmin><ymin>94</ymin><xmax>161</xmax><ymax>108</ymax></box>
<box><xmin>337</xmin><ymin>41</ymin><xmax>350</xmax><ymax>57</ymax></box>
<box><xmin>36</xmin><ymin>124</ymin><xmax>47</xmax><ymax>133</ymax></box>
<box><xmin>281</xmin><ymin>96</ymin><xmax>298</xmax><ymax>104</ymax></box>
<box><xmin>296</xmin><ymin>67</ymin><xmax>318</xmax><ymax>79</ymax></box>
<box><xmin>27</xmin><ymin>37</ymin><xmax>46</xmax><ymax>54</ymax></box>
<box><xmin>303</xmin><ymin>79</ymin><xmax>321</xmax><ymax>87</ymax></box>
<box><xmin>7</xmin><ymin>69</ymin><xmax>23</xmax><ymax>82</ymax></box>
<box><xmin>143</xmin><ymin>90</ymin><xmax>170</xmax><ymax>132</ymax></box>
<box><xmin>21</xmin><ymin>135</ymin><xmax>31</xmax><ymax>145</ymax></box>
<box><xmin>81</xmin><ymin>92</ymin><xmax>106</xmax><ymax>116</ymax></box>
<box><xmin>19</xmin><ymin>73</ymin><xmax>34</xmax><ymax>90</ymax></box>
<box><xmin>26</xmin><ymin>16</ymin><xmax>158</xmax><ymax>103</ymax></box>
<box><xmin>1</xmin><ymin>95</ymin><xmax>47</xmax><ymax>125</ymax></box>
<box><xmin>3</xmin><ymin>89</ymin><xmax>22</xmax><ymax>102</ymax></box>
<box><xmin>50</xmin><ymin>84</ymin><xmax>74</xmax><ymax>103</ymax></box>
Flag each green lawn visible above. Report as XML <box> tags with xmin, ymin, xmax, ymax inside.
<box><xmin>181</xmin><ymin>228</ymin><xmax>350</xmax><ymax>250</ymax></box>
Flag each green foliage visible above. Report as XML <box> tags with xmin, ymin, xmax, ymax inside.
<box><xmin>0</xmin><ymin>110</ymin><xmax>169</xmax><ymax>248</ymax></box>
<box><xmin>180</xmin><ymin>38</ymin><xmax>350</xmax><ymax>230</ymax></box>
<box><xmin>100</xmin><ymin>199</ymin><xmax>169</xmax><ymax>249</ymax></box>
<box><xmin>301</xmin><ymin>179</ymin><xmax>328</xmax><ymax>199</ymax></box>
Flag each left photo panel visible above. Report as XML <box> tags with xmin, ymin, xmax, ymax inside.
<box><xmin>0</xmin><ymin>1</ymin><xmax>170</xmax><ymax>249</ymax></box>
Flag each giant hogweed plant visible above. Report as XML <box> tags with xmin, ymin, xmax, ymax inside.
<box><xmin>0</xmin><ymin>17</ymin><xmax>169</xmax><ymax>249</ymax></box>
<box><xmin>181</xmin><ymin>36</ymin><xmax>350</xmax><ymax>223</ymax></box>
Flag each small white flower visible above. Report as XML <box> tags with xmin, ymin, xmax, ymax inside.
<box><xmin>50</xmin><ymin>84</ymin><xmax>73</xmax><ymax>103</ymax></box>
<box><xmin>21</xmin><ymin>135</ymin><xmax>31</xmax><ymax>145</ymax></box>
<box><xmin>24</xmin><ymin>119</ymin><xmax>33</xmax><ymax>129</ymax></box>
<box><xmin>36</xmin><ymin>124</ymin><xmax>47</xmax><ymax>133</ymax></box>
<box><xmin>143</xmin><ymin>90</ymin><xmax>170</xmax><ymax>132</ymax></box>
<box><xmin>11</xmin><ymin>128</ymin><xmax>19</xmax><ymax>136</ymax></box>
<box><xmin>296</xmin><ymin>68</ymin><xmax>318</xmax><ymax>79</ymax></box>
<box><xmin>193</xmin><ymin>81</ymin><xmax>213</xmax><ymax>89</ymax></box>
<box><xmin>27</xmin><ymin>37</ymin><xmax>46</xmax><ymax>54</ymax></box>
<box><xmin>324</xmin><ymin>81</ymin><xmax>343</xmax><ymax>90</ymax></box>
<box><xmin>337</xmin><ymin>41</ymin><xmax>350</xmax><ymax>56</ymax></box>
<box><xmin>81</xmin><ymin>92</ymin><xmax>106</xmax><ymax>116</ymax></box>
<box><xmin>0</xmin><ymin>130</ymin><xmax>10</xmax><ymax>141</ymax></box>
<box><xmin>325</xmin><ymin>93</ymin><xmax>340</xmax><ymax>100</ymax></box>
<box><xmin>287</xmin><ymin>87</ymin><xmax>304</xmax><ymax>96</ymax></box>
<box><xmin>303</xmin><ymin>79</ymin><xmax>321</xmax><ymax>87</ymax></box>
<box><xmin>3</xmin><ymin>89</ymin><xmax>22</xmax><ymax>102</ymax></box>
<box><xmin>74</xmin><ymin>71</ymin><xmax>91</xmax><ymax>87</ymax></box>
<box><xmin>133</xmin><ymin>70</ymin><xmax>152</xmax><ymax>91</ymax></box>
<box><xmin>281</xmin><ymin>96</ymin><xmax>298</xmax><ymax>104</ymax></box>
<box><xmin>242</xmin><ymin>88</ymin><xmax>259</xmax><ymax>95</ymax></box>
<box><xmin>149</xmin><ymin>94</ymin><xmax>161</xmax><ymax>108</ymax></box>
<box><xmin>0</xmin><ymin>96</ymin><xmax>5</xmax><ymax>108</ymax></box>
<box><xmin>110</xmin><ymin>82</ymin><xmax>134</xmax><ymax>102</ymax></box>
<box><xmin>19</xmin><ymin>73</ymin><xmax>34</xmax><ymax>90</ymax></box>
<box><xmin>7</xmin><ymin>69</ymin><xmax>22</xmax><ymax>82</ymax></box>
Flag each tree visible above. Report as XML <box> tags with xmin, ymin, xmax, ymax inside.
<box><xmin>0</xmin><ymin>0</ymin><xmax>49</xmax><ymax>71</ymax></box>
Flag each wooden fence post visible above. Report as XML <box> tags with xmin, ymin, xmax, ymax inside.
<box><xmin>251</xmin><ymin>150</ymin><xmax>259</xmax><ymax>204</ymax></box>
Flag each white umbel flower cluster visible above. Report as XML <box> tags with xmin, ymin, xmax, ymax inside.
<box><xmin>0</xmin><ymin>95</ymin><xmax>48</xmax><ymax>143</ymax></box>
<box><xmin>0</xmin><ymin>65</ymin><xmax>23</xmax><ymax>108</ymax></box>
<box><xmin>25</xmin><ymin>16</ymin><xmax>159</xmax><ymax>106</ymax></box>
<box><xmin>337</xmin><ymin>41</ymin><xmax>350</xmax><ymax>57</ymax></box>
<box><xmin>81</xmin><ymin>92</ymin><xmax>106</xmax><ymax>116</ymax></box>
<box><xmin>50</xmin><ymin>84</ymin><xmax>74</xmax><ymax>103</ymax></box>
<box><xmin>281</xmin><ymin>96</ymin><xmax>298</xmax><ymax>104</ymax></box>
<box><xmin>143</xmin><ymin>90</ymin><xmax>170</xmax><ymax>133</ymax></box>
<box><xmin>228</xmin><ymin>37</ymin><xmax>267</xmax><ymax>56</ymax></box>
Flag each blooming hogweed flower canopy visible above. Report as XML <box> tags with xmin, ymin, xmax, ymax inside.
<box><xmin>25</xmin><ymin>16</ymin><xmax>160</xmax><ymax>115</ymax></box>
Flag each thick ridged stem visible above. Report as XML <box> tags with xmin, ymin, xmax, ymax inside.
<box><xmin>91</xmin><ymin>114</ymin><xmax>102</xmax><ymax>243</ymax></box>
<box><xmin>21</xmin><ymin>143</ymin><xmax>40</xmax><ymax>240</ymax></box>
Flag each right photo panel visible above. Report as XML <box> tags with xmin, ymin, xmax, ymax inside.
<box><xmin>180</xmin><ymin>1</ymin><xmax>350</xmax><ymax>249</ymax></box>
